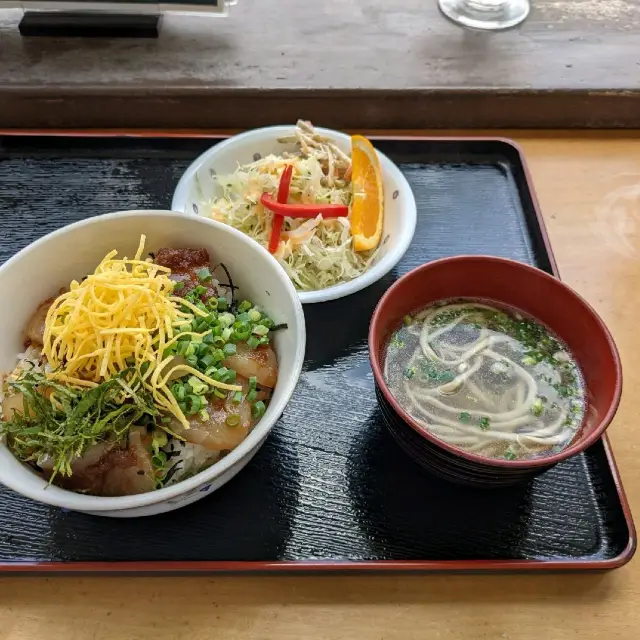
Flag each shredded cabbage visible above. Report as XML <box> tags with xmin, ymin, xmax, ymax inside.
<box><xmin>206</xmin><ymin>122</ymin><xmax>378</xmax><ymax>291</ymax></box>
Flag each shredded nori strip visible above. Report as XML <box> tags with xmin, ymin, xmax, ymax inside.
<box><xmin>212</xmin><ymin>262</ymin><xmax>238</xmax><ymax>296</ymax></box>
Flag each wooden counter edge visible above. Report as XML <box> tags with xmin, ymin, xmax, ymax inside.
<box><xmin>1</xmin><ymin>88</ymin><xmax>640</xmax><ymax>130</ymax></box>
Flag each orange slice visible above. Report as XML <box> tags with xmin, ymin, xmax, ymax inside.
<box><xmin>350</xmin><ymin>135</ymin><xmax>384</xmax><ymax>252</ymax></box>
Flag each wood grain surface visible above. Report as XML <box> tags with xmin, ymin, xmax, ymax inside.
<box><xmin>0</xmin><ymin>131</ymin><xmax>639</xmax><ymax>638</ymax></box>
<box><xmin>1</xmin><ymin>0</ymin><xmax>640</xmax><ymax>129</ymax></box>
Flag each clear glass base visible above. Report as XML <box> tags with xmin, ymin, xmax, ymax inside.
<box><xmin>438</xmin><ymin>0</ymin><xmax>530</xmax><ymax>30</ymax></box>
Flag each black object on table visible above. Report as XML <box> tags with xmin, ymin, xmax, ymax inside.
<box><xmin>18</xmin><ymin>12</ymin><xmax>160</xmax><ymax>38</ymax></box>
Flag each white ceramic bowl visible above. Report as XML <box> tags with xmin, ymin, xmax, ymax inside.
<box><xmin>0</xmin><ymin>210</ymin><xmax>305</xmax><ymax>518</ymax></box>
<box><xmin>171</xmin><ymin>125</ymin><xmax>417</xmax><ymax>304</ymax></box>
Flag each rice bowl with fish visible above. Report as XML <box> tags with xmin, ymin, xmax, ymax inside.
<box><xmin>0</xmin><ymin>210</ymin><xmax>305</xmax><ymax>516</ymax></box>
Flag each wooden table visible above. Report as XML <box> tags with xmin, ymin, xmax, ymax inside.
<box><xmin>0</xmin><ymin>131</ymin><xmax>639</xmax><ymax>638</ymax></box>
<box><xmin>1</xmin><ymin>0</ymin><xmax>640</xmax><ymax>129</ymax></box>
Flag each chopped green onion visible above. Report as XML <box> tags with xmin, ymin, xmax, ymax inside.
<box><xmin>233</xmin><ymin>323</ymin><xmax>251</xmax><ymax>341</ymax></box>
<box><xmin>225</xmin><ymin>414</ymin><xmax>241</xmax><ymax>427</ymax></box>
<box><xmin>217</xmin><ymin>297</ymin><xmax>229</xmax><ymax>311</ymax></box>
<box><xmin>479</xmin><ymin>417</ymin><xmax>491</xmax><ymax>431</ymax></box>
<box><xmin>171</xmin><ymin>383</ymin><xmax>187</xmax><ymax>401</ymax></box>
<box><xmin>197</xmin><ymin>267</ymin><xmax>212</xmax><ymax>283</ymax></box>
<box><xmin>199</xmin><ymin>409</ymin><xmax>210</xmax><ymax>421</ymax></box>
<box><xmin>213</xmin><ymin>367</ymin><xmax>229</xmax><ymax>382</ymax></box>
<box><xmin>196</xmin><ymin>342</ymin><xmax>210</xmax><ymax>356</ymax></box>
<box><xmin>212</xmin><ymin>348</ymin><xmax>225</xmax><ymax>362</ymax></box>
<box><xmin>173</xmin><ymin>281</ymin><xmax>185</xmax><ymax>292</ymax></box>
<box><xmin>176</xmin><ymin>341</ymin><xmax>188</xmax><ymax>356</ymax></box>
<box><xmin>218</xmin><ymin>312</ymin><xmax>235</xmax><ymax>328</ymax></box>
<box><xmin>251</xmin><ymin>401</ymin><xmax>266</xmax><ymax>419</ymax></box>
<box><xmin>152</xmin><ymin>451</ymin><xmax>167</xmax><ymax>469</ymax></box>
<box><xmin>248</xmin><ymin>309</ymin><xmax>261</xmax><ymax>322</ymax></box>
<box><xmin>212</xmin><ymin>388</ymin><xmax>226</xmax><ymax>399</ymax></box>
<box><xmin>193</xmin><ymin>285</ymin><xmax>207</xmax><ymax>297</ymax></box>
<box><xmin>188</xmin><ymin>375</ymin><xmax>208</xmax><ymax>396</ymax></box>
<box><xmin>437</xmin><ymin>371</ymin><xmax>455</xmax><ymax>384</ymax></box>
<box><xmin>222</xmin><ymin>327</ymin><xmax>233</xmax><ymax>342</ymax></box>
<box><xmin>232</xmin><ymin>390</ymin><xmax>243</xmax><ymax>404</ymax></box>
<box><xmin>238</xmin><ymin>300</ymin><xmax>252</xmax><ymax>313</ymax></box>
<box><xmin>403</xmin><ymin>367</ymin><xmax>415</xmax><ymax>379</ymax></box>
<box><xmin>161</xmin><ymin>416</ymin><xmax>173</xmax><ymax>424</ymax></box>
<box><xmin>248</xmin><ymin>376</ymin><xmax>257</xmax><ymax>391</ymax></box>
<box><xmin>162</xmin><ymin>346</ymin><xmax>176</xmax><ymax>359</ymax></box>
<box><xmin>151</xmin><ymin>430</ymin><xmax>168</xmax><ymax>453</ymax></box>
<box><xmin>459</xmin><ymin>411</ymin><xmax>471</xmax><ymax>423</ymax></box>
<box><xmin>504</xmin><ymin>450</ymin><xmax>517</xmax><ymax>461</ymax></box>
<box><xmin>185</xmin><ymin>394</ymin><xmax>203</xmax><ymax>415</ymax></box>
<box><xmin>246</xmin><ymin>389</ymin><xmax>257</xmax><ymax>403</ymax></box>
<box><xmin>252</xmin><ymin>324</ymin><xmax>269</xmax><ymax>337</ymax></box>
<box><xmin>530</xmin><ymin>397</ymin><xmax>543</xmax><ymax>417</ymax></box>
<box><xmin>223</xmin><ymin>343</ymin><xmax>237</xmax><ymax>356</ymax></box>
<box><xmin>212</xmin><ymin>335</ymin><xmax>226</xmax><ymax>347</ymax></box>
<box><xmin>247</xmin><ymin>336</ymin><xmax>260</xmax><ymax>349</ymax></box>
<box><xmin>390</xmin><ymin>333</ymin><xmax>404</xmax><ymax>348</ymax></box>
<box><xmin>207</xmin><ymin>298</ymin><xmax>219</xmax><ymax>310</ymax></box>
<box><xmin>186</xmin><ymin>355</ymin><xmax>198</xmax><ymax>367</ymax></box>
<box><xmin>200</xmin><ymin>353</ymin><xmax>217</xmax><ymax>368</ymax></box>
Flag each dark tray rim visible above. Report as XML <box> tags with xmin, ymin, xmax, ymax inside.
<box><xmin>0</xmin><ymin>130</ymin><xmax>635</xmax><ymax>575</ymax></box>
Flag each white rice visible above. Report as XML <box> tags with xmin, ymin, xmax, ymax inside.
<box><xmin>0</xmin><ymin>345</ymin><xmax>48</xmax><ymax>418</ymax></box>
<box><xmin>163</xmin><ymin>439</ymin><xmax>220</xmax><ymax>486</ymax></box>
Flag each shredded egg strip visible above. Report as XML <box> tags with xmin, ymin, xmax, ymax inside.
<box><xmin>42</xmin><ymin>235</ymin><xmax>241</xmax><ymax>430</ymax></box>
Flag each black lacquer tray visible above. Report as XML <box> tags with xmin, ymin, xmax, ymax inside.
<box><xmin>0</xmin><ymin>133</ymin><xmax>634</xmax><ymax>574</ymax></box>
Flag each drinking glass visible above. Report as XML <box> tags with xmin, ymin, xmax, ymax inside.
<box><xmin>438</xmin><ymin>0</ymin><xmax>530</xmax><ymax>30</ymax></box>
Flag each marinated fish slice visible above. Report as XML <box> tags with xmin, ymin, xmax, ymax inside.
<box><xmin>170</xmin><ymin>376</ymin><xmax>255</xmax><ymax>451</ymax></box>
<box><xmin>42</xmin><ymin>429</ymin><xmax>156</xmax><ymax>496</ymax></box>
<box><xmin>155</xmin><ymin>247</ymin><xmax>219</xmax><ymax>300</ymax></box>
<box><xmin>223</xmin><ymin>342</ymin><xmax>278</xmax><ymax>389</ymax></box>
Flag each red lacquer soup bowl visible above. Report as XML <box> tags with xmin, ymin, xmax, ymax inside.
<box><xmin>368</xmin><ymin>256</ymin><xmax>622</xmax><ymax>487</ymax></box>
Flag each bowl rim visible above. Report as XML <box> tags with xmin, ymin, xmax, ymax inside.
<box><xmin>368</xmin><ymin>254</ymin><xmax>623</xmax><ymax>469</ymax></box>
<box><xmin>0</xmin><ymin>209</ymin><xmax>306</xmax><ymax>511</ymax></box>
<box><xmin>170</xmin><ymin>124</ymin><xmax>418</xmax><ymax>304</ymax></box>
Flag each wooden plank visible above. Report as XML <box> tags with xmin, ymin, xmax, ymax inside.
<box><xmin>0</xmin><ymin>0</ymin><xmax>640</xmax><ymax>128</ymax></box>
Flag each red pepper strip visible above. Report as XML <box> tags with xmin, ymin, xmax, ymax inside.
<box><xmin>268</xmin><ymin>165</ymin><xmax>293</xmax><ymax>254</ymax></box>
<box><xmin>261</xmin><ymin>193</ymin><xmax>349</xmax><ymax>219</ymax></box>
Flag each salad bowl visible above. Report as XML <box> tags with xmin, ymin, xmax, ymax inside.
<box><xmin>171</xmin><ymin>125</ymin><xmax>417</xmax><ymax>304</ymax></box>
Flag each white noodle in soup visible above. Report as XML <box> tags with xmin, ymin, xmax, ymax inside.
<box><xmin>383</xmin><ymin>300</ymin><xmax>586</xmax><ymax>461</ymax></box>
